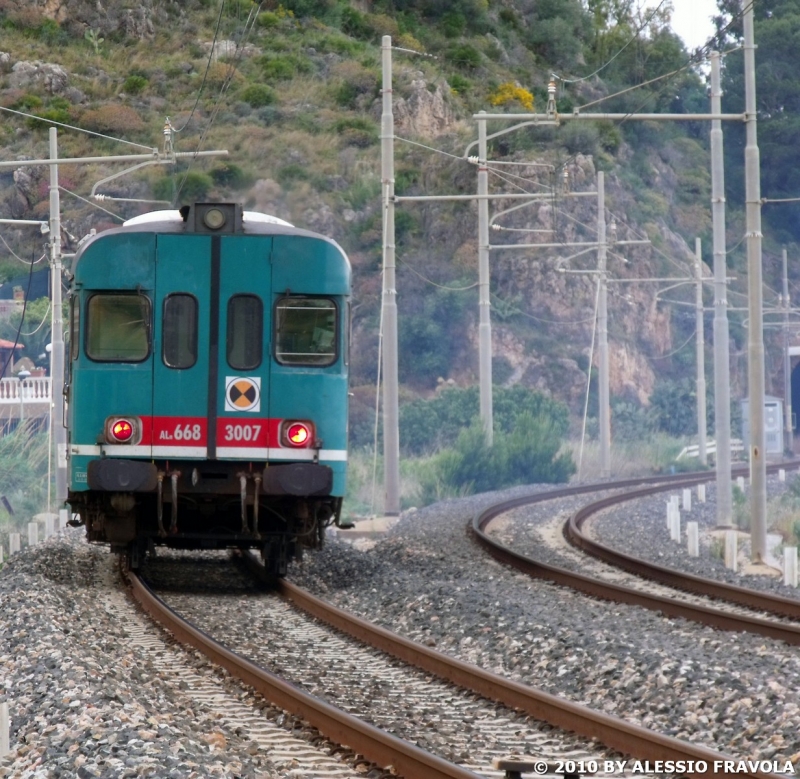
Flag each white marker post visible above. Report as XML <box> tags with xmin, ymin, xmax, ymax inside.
<box><xmin>725</xmin><ymin>531</ymin><xmax>738</xmax><ymax>572</ymax></box>
<box><xmin>670</xmin><ymin>509</ymin><xmax>681</xmax><ymax>542</ymax></box>
<box><xmin>9</xmin><ymin>534</ymin><xmax>19</xmax><ymax>555</ymax></box>
<box><xmin>784</xmin><ymin>547</ymin><xmax>798</xmax><ymax>587</ymax></box>
<box><xmin>697</xmin><ymin>484</ymin><xmax>706</xmax><ymax>503</ymax></box>
<box><xmin>0</xmin><ymin>700</ymin><xmax>9</xmax><ymax>757</ymax></box>
<box><xmin>687</xmin><ymin>522</ymin><xmax>699</xmax><ymax>557</ymax></box>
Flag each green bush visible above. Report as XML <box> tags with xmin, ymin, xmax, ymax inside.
<box><xmin>123</xmin><ymin>74</ymin><xmax>149</xmax><ymax>94</ymax></box>
<box><xmin>276</xmin><ymin>164</ymin><xmax>310</xmax><ymax>187</ymax></box>
<box><xmin>399</xmin><ymin>384</ymin><xmax>571</xmax><ymax>455</ymax></box>
<box><xmin>414</xmin><ymin>413</ymin><xmax>575</xmax><ymax>504</ymax></box>
<box><xmin>209</xmin><ymin>162</ymin><xmax>253</xmax><ymax>190</ymax></box>
<box><xmin>445</xmin><ymin>43</ymin><xmax>482</xmax><ymax>70</ymax></box>
<box><xmin>340</xmin><ymin>6</ymin><xmax>373</xmax><ymax>40</ymax></box>
<box><xmin>153</xmin><ymin>171</ymin><xmax>213</xmax><ymax>204</ymax></box>
<box><xmin>260</xmin><ymin>54</ymin><xmax>312</xmax><ymax>81</ymax></box>
<box><xmin>441</xmin><ymin>11</ymin><xmax>466</xmax><ymax>38</ymax></box>
<box><xmin>448</xmin><ymin>74</ymin><xmax>471</xmax><ymax>95</ymax></box>
<box><xmin>333</xmin><ymin>117</ymin><xmax>378</xmax><ymax>147</ymax></box>
<box><xmin>240</xmin><ymin>83</ymin><xmax>276</xmax><ymax>107</ymax></box>
<box><xmin>0</xmin><ymin>423</ymin><xmax>51</xmax><ymax>529</ymax></box>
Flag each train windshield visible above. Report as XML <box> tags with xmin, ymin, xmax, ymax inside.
<box><xmin>274</xmin><ymin>297</ymin><xmax>337</xmax><ymax>366</ymax></box>
<box><xmin>85</xmin><ymin>293</ymin><xmax>151</xmax><ymax>362</ymax></box>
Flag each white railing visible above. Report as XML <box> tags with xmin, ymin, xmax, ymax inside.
<box><xmin>0</xmin><ymin>377</ymin><xmax>52</xmax><ymax>404</ymax></box>
<box><xmin>677</xmin><ymin>439</ymin><xmax>744</xmax><ymax>460</ymax></box>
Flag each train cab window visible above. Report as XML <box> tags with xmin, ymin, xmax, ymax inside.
<box><xmin>85</xmin><ymin>293</ymin><xmax>151</xmax><ymax>362</ymax></box>
<box><xmin>274</xmin><ymin>297</ymin><xmax>337</xmax><ymax>366</ymax></box>
<box><xmin>227</xmin><ymin>294</ymin><xmax>263</xmax><ymax>370</ymax></box>
<box><xmin>163</xmin><ymin>294</ymin><xmax>198</xmax><ymax>369</ymax></box>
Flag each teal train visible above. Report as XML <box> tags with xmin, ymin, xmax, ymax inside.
<box><xmin>66</xmin><ymin>203</ymin><xmax>351</xmax><ymax>574</ymax></box>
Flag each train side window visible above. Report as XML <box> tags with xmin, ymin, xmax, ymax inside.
<box><xmin>274</xmin><ymin>297</ymin><xmax>337</xmax><ymax>366</ymax></box>
<box><xmin>227</xmin><ymin>294</ymin><xmax>263</xmax><ymax>370</ymax></box>
<box><xmin>85</xmin><ymin>293</ymin><xmax>151</xmax><ymax>362</ymax></box>
<box><xmin>69</xmin><ymin>295</ymin><xmax>80</xmax><ymax>361</ymax></box>
<box><xmin>163</xmin><ymin>294</ymin><xmax>198</xmax><ymax>369</ymax></box>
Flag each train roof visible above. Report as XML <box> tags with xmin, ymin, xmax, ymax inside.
<box><xmin>73</xmin><ymin>205</ymin><xmax>350</xmax><ymax>269</ymax></box>
<box><xmin>123</xmin><ymin>210</ymin><xmax>294</xmax><ymax>228</ymax></box>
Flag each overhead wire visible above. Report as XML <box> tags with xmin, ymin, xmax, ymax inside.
<box><xmin>586</xmin><ymin>0</ymin><xmax>757</xmax><ymax>120</ymax></box>
<box><xmin>0</xmin><ymin>247</ymin><xmax>37</xmax><ymax>379</ymax></box>
<box><xmin>0</xmin><ymin>234</ymin><xmax>46</xmax><ymax>265</ymax></box>
<box><xmin>398</xmin><ymin>258</ymin><xmax>478</xmax><ymax>291</ymax></box>
<box><xmin>0</xmin><ymin>105</ymin><xmax>155</xmax><ymax>150</ymax></box>
<box><xmin>172</xmin><ymin>0</ymin><xmax>228</xmax><ymax>134</ymax></box>
<box><xmin>553</xmin><ymin>0</ymin><xmax>671</xmax><ymax>84</ymax></box>
<box><xmin>174</xmin><ymin>0</ymin><xmax>263</xmax><ymax>203</ymax></box>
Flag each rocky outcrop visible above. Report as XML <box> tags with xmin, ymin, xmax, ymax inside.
<box><xmin>8</xmin><ymin>61</ymin><xmax>69</xmax><ymax>94</ymax></box>
<box><xmin>393</xmin><ymin>75</ymin><xmax>457</xmax><ymax>138</ymax></box>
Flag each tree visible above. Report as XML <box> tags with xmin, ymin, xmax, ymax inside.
<box><xmin>0</xmin><ymin>297</ymin><xmax>52</xmax><ymax>371</ymax></box>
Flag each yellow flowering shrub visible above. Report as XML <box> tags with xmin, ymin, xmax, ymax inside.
<box><xmin>488</xmin><ymin>82</ymin><xmax>534</xmax><ymax>111</ymax></box>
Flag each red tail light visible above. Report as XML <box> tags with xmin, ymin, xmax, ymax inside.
<box><xmin>105</xmin><ymin>417</ymin><xmax>141</xmax><ymax>445</ymax></box>
<box><xmin>281</xmin><ymin>421</ymin><xmax>313</xmax><ymax>448</ymax></box>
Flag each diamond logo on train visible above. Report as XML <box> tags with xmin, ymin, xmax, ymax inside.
<box><xmin>225</xmin><ymin>376</ymin><xmax>261</xmax><ymax>413</ymax></box>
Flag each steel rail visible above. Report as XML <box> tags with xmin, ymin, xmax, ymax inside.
<box><xmin>125</xmin><ymin>566</ymin><xmax>483</xmax><ymax>779</ymax></box>
<box><xmin>473</xmin><ymin>480</ymin><xmax>800</xmax><ymax>645</ymax></box>
<box><xmin>567</xmin><ymin>484</ymin><xmax>800</xmax><ymax>620</ymax></box>
<box><xmin>468</xmin><ymin>469</ymin><xmax>800</xmax><ymax>777</ymax></box>
<box><xmin>233</xmin><ymin>556</ymin><xmax>777</xmax><ymax>779</ymax></box>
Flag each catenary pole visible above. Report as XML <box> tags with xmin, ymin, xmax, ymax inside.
<box><xmin>695</xmin><ymin>238</ymin><xmax>707</xmax><ymax>466</ymax></box>
<box><xmin>49</xmin><ymin>128</ymin><xmax>67</xmax><ymax>503</ymax></box>
<box><xmin>710</xmin><ymin>51</ymin><xmax>734</xmax><ymax>528</ymax></box>
<box><xmin>597</xmin><ymin>172</ymin><xmax>611</xmax><ymax>478</ymax></box>
<box><xmin>743</xmin><ymin>0</ymin><xmax>767</xmax><ymax>562</ymax></box>
<box><xmin>380</xmin><ymin>36</ymin><xmax>400</xmax><ymax>516</ymax></box>
<box><xmin>477</xmin><ymin>112</ymin><xmax>493</xmax><ymax>445</ymax></box>
<box><xmin>783</xmin><ymin>247</ymin><xmax>793</xmax><ymax>454</ymax></box>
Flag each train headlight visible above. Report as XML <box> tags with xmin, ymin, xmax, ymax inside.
<box><xmin>105</xmin><ymin>416</ymin><xmax>141</xmax><ymax>445</ymax></box>
<box><xmin>281</xmin><ymin>421</ymin><xmax>313</xmax><ymax>448</ymax></box>
<box><xmin>202</xmin><ymin>207</ymin><xmax>227</xmax><ymax>231</ymax></box>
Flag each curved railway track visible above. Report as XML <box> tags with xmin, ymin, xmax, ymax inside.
<box><xmin>471</xmin><ymin>465</ymin><xmax>800</xmax><ymax>647</ymax></box>
<box><xmin>124</xmin><ymin>544</ymin><xmax>782</xmax><ymax>779</ymax></box>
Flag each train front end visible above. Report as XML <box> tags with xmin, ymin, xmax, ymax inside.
<box><xmin>66</xmin><ymin>203</ymin><xmax>350</xmax><ymax>574</ymax></box>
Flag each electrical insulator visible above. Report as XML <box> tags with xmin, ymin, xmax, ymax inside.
<box><xmin>562</xmin><ymin>167</ymin><xmax>569</xmax><ymax>194</ymax></box>
<box><xmin>547</xmin><ymin>78</ymin><xmax>557</xmax><ymax>116</ymax></box>
<box><xmin>163</xmin><ymin>117</ymin><xmax>175</xmax><ymax>157</ymax></box>
<box><xmin>608</xmin><ymin>218</ymin><xmax>618</xmax><ymax>245</ymax></box>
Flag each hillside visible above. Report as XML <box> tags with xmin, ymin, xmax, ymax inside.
<box><xmin>0</xmin><ymin>0</ymin><xmax>793</xmax><ymax>442</ymax></box>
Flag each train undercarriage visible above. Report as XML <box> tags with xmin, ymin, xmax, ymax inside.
<box><xmin>68</xmin><ymin>458</ymin><xmax>344</xmax><ymax>576</ymax></box>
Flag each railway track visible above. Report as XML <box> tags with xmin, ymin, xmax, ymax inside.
<box><xmin>471</xmin><ymin>466</ymin><xmax>800</xmax><ymax>647</ymax></box>
<box><xmin>124</xmin><ymin>546</ymin><xmax>782</xmax><ymax>779</ymax></box>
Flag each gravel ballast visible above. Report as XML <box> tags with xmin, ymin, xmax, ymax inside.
<box><xmin>291</xmin><ymin>482</ymin><xmax>800</xmax><ymax>769</ymax></box>
<box><xmin>0</xmin><ymin>532</ymin><xmax>282</xmax><ymax>779</ymax></box>
<box><xmin>2</xmin><ymin>477</ymin><xmax>800</xmax><ymax>776</ymax></box>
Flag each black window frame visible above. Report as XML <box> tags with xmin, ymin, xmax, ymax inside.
<box><xmin>226</xmin><ymin>293</ymin><xmax>263</xmax><ymax>371</ymax></box>
<box><xmin>84</xmin><ymin>292</ymin><xmax>152</xmax><ymax>364</ymax></box>
<box><xmin>162</xmin><ymin>293</ymin><xmax>199</xmax><ymax>370</ymax></box>
<box><xmin>273</xmin><ymin>295</ymin><xmax>338</xmax><ymax>367</ymax></box>
<box><xmin>69</xmin><ymin>294</ymin><xmax>80</xmax><ymax>362</ymax></box>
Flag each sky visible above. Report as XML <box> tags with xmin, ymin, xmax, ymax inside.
<box><xmin>669</xmin><ymin>0</ymin><xmax>719</xmax><ymax>51</ymax></box>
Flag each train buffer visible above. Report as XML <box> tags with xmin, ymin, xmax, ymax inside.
<box><xmin>493</xmin><ymin>757</ymin><xmax>593</xmax><ymax>778</ymax></box>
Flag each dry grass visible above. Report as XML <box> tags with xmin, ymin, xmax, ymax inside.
<box><xmin>569</xmin><ymin>435</ymin><xmax>689</xmax><ymax>482</ymax></box>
